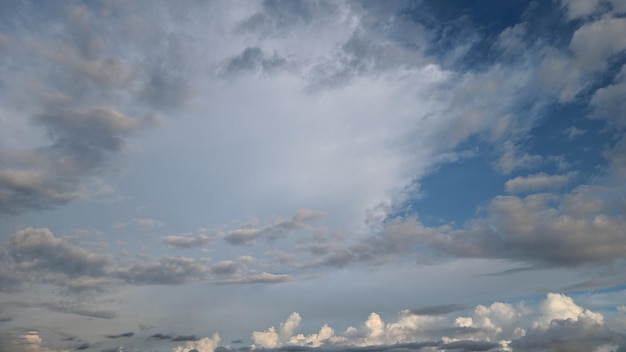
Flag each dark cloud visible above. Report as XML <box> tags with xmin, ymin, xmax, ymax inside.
<box><xmin>149</xmin><ymin>333</ymin><xmax>198</xmax><ymax>342</ymax></box>
<box><xmin>409</xmin><ymin>304</ymin><xmax>468</xmax><ymax>316</ymax></box>
<box><xmin>0</xmin><ymin>167</ymin><xmax>81</xmax><ymax>216</ymax></box>
<box><xmin>105</xmin><ymin>332</ymin><xmax>134</xmax><ymax>339</ymax></box>
<box><xmin>0</xmin><ymin>310</ymin><xmax>13</xmax><ymax>323</ymax></box>
<box><xmin>439</xmin><ymin>340</ymin><xmax>499</xmax><ymax>351</ymax></box>
<box><xmin>111</xmin><ymin>256</ymin><xmax>210</xmax><ymax>285</ymax></box>
<box><xmin>76</xmin><ymin>342</ymin><xmax>90</xmax><ymax>350</ymax></box>
<box><xmin>220</xmin><ymin>47</ymin><xmax>288</xmax><ymax>76</ymax></box>
<box><xmin>511</xmin><ymin>316</ymin><xmax>626</xmax><ymax>352</ymax></box>
<box><xmin>7</xmin><ymin>228</ymin><xmax>111</xmax><ymax>285</ymax></box>
<box><xmin>150</xmin><ymin>333</ymin><xmax>172</xmax><ymax>340</ymax></box>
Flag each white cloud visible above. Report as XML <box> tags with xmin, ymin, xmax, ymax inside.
<box><xmin>172</xmin><ymin>333</ymin><xmax>220</xmax><ymax>352</ymax></box>
<box><xmin>505</xmin><ymin>172</ymin><xmax>575</xmax><ymax>193</ymax></box>
<box><xmin>494</xmin><ymin>141</ymin><xmax>542</xmax><ymax>174</ymax></box>
<box><xmin>560</xmin><ymin>0</ymin><xmax>602</xmax><ymax>20</ymax></box>
<box><xmin>570</xmin><ymin>17</ymin><xmax>626</xmax><ymax>71</ymax></box>
<box><xmin>246</xmin><ymin>293</ymin><xmax>623</xmax><ymax>351</ymax></box>
<box><xmin>592</xmin><ymin>65</ymin><xmax>626</xmax><ymax>126</ymax></box>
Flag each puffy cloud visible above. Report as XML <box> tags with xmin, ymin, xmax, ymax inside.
<box><xmin>569</xmin><ymin>17</ymin><xmax>626</xmax><ymax>71</ymax></box>
<box><xmin>412</xmin><ymin>193</ymin><xmax>626</xmax><ymax>266</ymax></box>
<box><xmin>253</xmin><ymin>313</ymin><xmax>303</xmax><ymax>348</ymax></box>
<box><xmin>245</xmin><ymin>294</ymin><xmax>624</xmax><ymax>351</ymax></box>
<box><xmin>173</xmin><ymin>334</ymin><xmax>220</xmax><ymax>352</ymax></box>
<box><xmin>0</xmin><ymin>332</ymin><xmax>76</xmax><ymax>352</ymax></box>
<box><xmin>505</xmin><ymin>172</ymin><xmax>575</xmax><ymax>193</ymax></box>
<box><xmin>163</xmin><ymin>230</ymin><xmax>215</xmax><ymax>248</ymax></box>
<box><xmin>592</xmin><ymin>65</ymin><xmax>626</xmax><ymax>127</ymax></box>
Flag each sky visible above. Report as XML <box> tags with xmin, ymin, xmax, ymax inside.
<box><xmin>1</xmin><ymin>0</ymin><xmax>626</xmax><ymax>351</ymax></box>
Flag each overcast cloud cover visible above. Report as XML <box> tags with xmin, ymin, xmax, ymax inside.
<box><xmin>1</xmin><ymin>0</ymin><xmax>626</xmax><ymax>351</ymax></box>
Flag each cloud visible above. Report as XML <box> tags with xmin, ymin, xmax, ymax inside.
<box><xmin>163</xmin><ymin>234</ymin><xmax>214</xmax><ymax>248</ymax></box>
<box><xmin>219</xmin><ymin>47</ymin><xmax>289</xmax><ymax>77</ymax></box>
<box><xmin>105</xmin><ymin>332</ymin><xmax>134</xmax><ymax>339</ymax></box>
<box><xmin>112</xmin><ymin>218</ymin><xmax>165</xmax><ymax>231</ymax></box>
<box><xmin>494</xmin><ymin>141</ymin><xmax>542</xmax><ymax>175</ymax></box>
<box><xmin>0</xmin><ymin>333</ymin><xmax>64</xmax><ymax>352</ymax></box>
<box><xmin>408</xmin><ymin>192</ymin><xmax>626</xmax><ymax>267</ymax></box>
<box><xmin>244</xmin><ymin>293</ymin><xmax>624</xmax><ymax>352</ymax></box>
<box><xmin>41</xmin><ymin>301</ymin><xmax>116</xmax><ymax>319</ymax></box>
<box><xmin>151</xmin><ymin>333</ymin><xmax>172</xmax><ymax>340</ymax></box>
<box><xmin>439</xmin><ymin>340</ymin><xmax>499</xmax><ymax>351</ymax></box>
<box><xmin>0</xmin><ymin>1</ymin><xmax>197</xmax><ymax>216</ymax></box>
<box><xmin>591</xmin><ymin>65</ymin><xmax>626</xmax><ymax>127</ymax></box>
<box><xmin>8</xmin><ymin>227</ymin><xmax>111</xmax><ymax>279</ymax></box>
<box><xmin>111</xmin><ymin>256</ymin><xmax>211</xmax><ymax>285</ymax></box>
<box><xmin>505</xmin><ymin>172</ymin><xmax>575</xmax><ymax>193</ymax></box>
<box><xmin>0</xmin><ymin>310</ymin><xmax>14</xmax><ymax>323</ymax></box>
<box><xmin>224</xmin><ymin>209</ymin><xmax>325</xmax><ymax>245</ymax></box>
<box><xmin>172</xmin><ymin>333</ymin><xmax>220</xmax><ymax>352</ymax></box>
<box><xmin>409</xmin><ymin>304</ymin><xmax>468</xmax><ymax>316</ymax></box>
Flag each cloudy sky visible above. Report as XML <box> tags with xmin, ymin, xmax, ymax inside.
<box><xmin>1</xmin><ymin>0</ymin><xmax>626</xmax><ymax>351</ymax></box>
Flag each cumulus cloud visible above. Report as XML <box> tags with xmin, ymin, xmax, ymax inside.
<box><xmin>246</xmin><ymin>294</ymin><xmax>624</xmax><ymax>351</ymax></box>
<box><xmin>0</xmin><ymin>333</ymin><xmax>66</xmax><ymax>352</ymax></box>
<box><xmin>172</xmin><ymin>333</ymin><xmax>220</xmax><ymax>352</ymax></box>
<box><xmin>505</xmin><ymin>172</ymin><xmax>575</xmax><ymax>193</ymax></box>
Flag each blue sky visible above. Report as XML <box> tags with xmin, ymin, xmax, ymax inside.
<box><xmin>1</xmin><ymin>1</ymin><xmax>626</xmax><ymax>351</ymax></box>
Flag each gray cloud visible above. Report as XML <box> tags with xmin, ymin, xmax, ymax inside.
<box><xmin>42</xmin><ymin>302</ymin><xmax>116</xmax><ymax>320</ymax></box>
<box><xmin>439</xmin><ymin>340</ymin><xmax>499</xmax><ymax>351</ymax></box>
<box><xmin>0</xmin><ymin>310</ymin><xmax>13</xmax><ymax>323</ymax></box>
<box><xmin>0</xmin><ymin>1</ymin><xmax>199</xmax><ymax>216</ymax></box>
<box><xmin>225</xmin><ymin>209</ymin><xmax>325</xmax><ymax>245</ymax></box>
<box><xmin>220</xmin><ymin>47</ymin><xmax>289</xmax><ymax>77</ymax></box>
<box><xmin>163</xmin><ymin>234</ymin><xmax>214</xmax><ymax>248</ymax></box>
<box><xmin>238</xmin><ymin>0</ymin><xmax>340</xmax><ymax>36</ymax></box>
<box><xmin>511</xmin><ymin>315</ymin><xmax>625</xmax><ymax>352</ymax></box>
<box><xmin>8</xmin><ymin>227</ymin><xmax>111</xmax><ymax>278</ymax></box>
<box><xmin>409</xmin><ymin>304</ymin><xmax>468</xmax><ymax>316</ymax></box>
<box><xmin>150</xmin><ymin>333</ymin><xmax>172</xmax><ymax>340</ymax></box>
<box><xmin>105</xmin><ymin>332</ymin><xmax>134</xmax><ymax>339</ymax></box>
<box><xmin>111</xmin><ymin>256</ymin><xmax>210</xmax><ymax>285</ymax></box>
